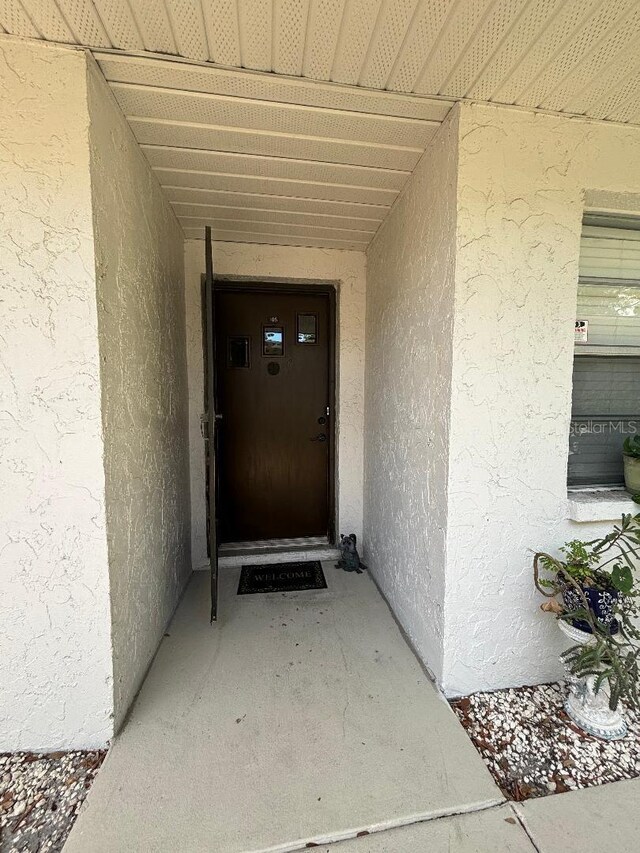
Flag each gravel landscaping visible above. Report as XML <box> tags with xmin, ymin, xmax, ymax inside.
<box><xmin>0</xmin><ymin>750</ymin><xmax>105</xmax><ymax>852</ymax></box>
<box><xmin>451</xmin><ymin>682</ymin><xmax>640</xmax><ymax>801</ymax></box>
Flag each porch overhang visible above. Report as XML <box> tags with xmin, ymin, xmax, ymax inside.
<box><xmin>2</xmin><ymin>0</ymin><xmax>640</xmax><ymax>250</ymax></box>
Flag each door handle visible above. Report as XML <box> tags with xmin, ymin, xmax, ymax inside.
<box><xmin>310</xmin><ymin>434</ymin><xmax>327</xmax><ymax>442</ymax></box>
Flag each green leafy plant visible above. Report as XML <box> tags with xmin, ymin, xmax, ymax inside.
<box><xmin>623</xmin><ymin>435</ymin><xmax>640</xmax><ymax>459</ymax></box>
<box><xmin>534</xmin><ymin>514</ymin><xmax>640</xmax><ymax>710</ymax></box>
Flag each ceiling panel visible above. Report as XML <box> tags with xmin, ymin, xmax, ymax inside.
<box><xmin>128</xmin><ymin>0</ymin><xmax>176</xmax><ymax>54</ymax></box>
<box><xmin>0</xmin><ymin>0</ymin><xmax>41</xmax><ymax>36</ymax></box>
<box><xmin>238</xmin><ymin>0</ymin><xmax>272</xmax><ymax>71</ymax></box>
<box><xmin>415</xmin><ymin>0</ymin><xmax>493</xmax><ymax>95</ymax></box>
<box><xmin>164</xmin><ymin>0</ymin><xmax>208</xmax><ymax>60</ymax></box>
<box><xmin>273</xmin><ymin>0</ymin><xmax>309</xmax><ymax>75</ymax></box>
<box><xmin>181</xmin><ymin>228</ymin><xmax>369</xmax><ymax>250</ymax></box>
<box><xmin>99</xmin><ymin>55</ymin><xmax>451</xmax><ymax>120</ymax></box>
<box><xmin>302</xmin><ymin>0</ymin><xmax>345</xmax><ymax>80</ymax></box>
<box><xmin>112</xmin><ymin>83</ymin><xmax>439</xmax><ymax>147</ymax></box>
<box><xmin>154</xmin><ymin>168</ymin><xmax>398</xmax><ymax>206</ymax></box>
<box><xmin>20</xmin><ymin>0</ymin><xmax>74</xmax><ymax>40</ymax></box>
<box><xmin>593</xmin><ymin>72</ymin><xmax>640</xmax><ymax>123</ymax></box>
<box><xmin>515</xmin><ymin>0</ymin><xmax>637</xmax><ymax>109</ymax></box>
<box><xmin>567</xmin><ymin>45</ymin><xmax>640</xmax><ymax>118</ymax></box>
<box><xmin>330</xmin><ymin>0</ymin><xmax>382</xmax><ymax>85</ymax></box>
<box><xmin>129</xmin><ymin>117</ymin><xmax>425</xmax><ymax>171</ymax></box>
<box><xmin>622</xmin><ymin>97</ymin><xmax>640</xmax><ymax>127</ymax></box>
<box><xmin>172</xmin><ymin>205</ymin><xmax>379</xmax><ymax>231</ymax></box>
<box><xmin>540</xmin><ymin>6</ymin><xmax>640</xmax><ymax>112</ymax></box>
<box><xmin>4</xmin><ymin>0</ymin><xmax>640</xmax><ymax>248</ymax></box>
<box><xmin>358</xmin><ymin>0</ymin><xmax>418</xmax><ymax>89</ymax></box>
<box><xmin>56</xmin><ymin>0</ymin><xmax>110</xmax><ymax>46</ymax></box>
<box><xmin>467</xmin><ymin>0</ymin><xmax>565</xmax><ymax>101</ymax></box>
<box><xmin>386</xmin><ymin>0</ymin><xmax>454</xmax><ymax>92</ymax></box>
<box><xmin>489</xmin><ymin>0</ymin><xmax>607</xmax><ymax>104</ymax></box>
<box><xmin>92</xmin><ymin>0</ymin><xmax>142</xmax><ymax>50</ymax></box>
<box><xmin>176</xmin><ymin>217</ymin><xmax>374</xmax><ymax>242</ymax></box>
<box><xmin>441</xmin><ymin>0</ymin><xmax>530</xmax><ymax>98</ymax></box>
<box><xmin>201</xmin><ymin>0</ymin><xmax>240</xmax><ymax>65</ymax></box>
<box><xmin>167</xmin><ymin>188</ymin><xmax>387</xmax><ymax>220</ymax></box>
<box><xmin>141</xmin><ymin>146</ymin><xmax>409</xmax><ymax>190</ymax></box>
<box><xmin>4</xmin><ymin>0</ymin><xmax>640</xmax><ymax>117</ymax></box>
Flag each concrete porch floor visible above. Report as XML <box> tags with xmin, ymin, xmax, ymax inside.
<box><xmin>64</xmin><ymin>564</ymin><xmax>512</xmax><ymax>852</ymax></box>
<box><xmin>62</xmin><ymin>564</ymin><xmax>640</xmax><ymax>852</ymax></box>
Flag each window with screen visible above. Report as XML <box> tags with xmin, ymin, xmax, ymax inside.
<box><xmin>569</xmin><ymin>216</ymin><xmax>640</xmax><ymax>487</ymax></box>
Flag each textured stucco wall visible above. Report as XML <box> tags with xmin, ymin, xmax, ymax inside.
<box><xmin>443</xmin><ymin>103</ymin><xmax>640</xmax><ymax>696</ymax></box>
<box><xmin>184</xmin><ymin>241</ymin><xmax>366</xmax><ymax>568</ymax></box>
<box><xmin>363</xmin><ymin>111</ymin><xmax>460</xmax><ymax>683</ymax></box>
<box><xmin>364</xmin><ymin>101</ymin><xmax>640</xmax><ymax>697</ymax></box>
<box><xmin>87</xmin><ymin>59</ymin><xmax>191</xmax><ymax>730</ymax></box>
<box><xmin>0</xmin><ymin>39</ymin><xmax>113</xmax><ymax>749</ymax></box>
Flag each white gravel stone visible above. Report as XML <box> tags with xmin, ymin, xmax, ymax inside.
<box><xmin>0</xmin><ymin>750</ymin><xmax>105</xmax><ymax>852</ymax></box>
<box><xmin>452</xmin><ymin>682</ymin><xmax>640</xmax><ymax>801</ymax></box>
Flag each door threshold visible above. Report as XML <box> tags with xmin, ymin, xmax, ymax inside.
<box><xmin>220</xmin><ymin>536</ymin><xmax>329</xmax><ymax>557</ymax></box>
<box><xmin>217</xmin><ymin>538</ymin><xmax>339</xmax><ymax>569</ymax></box>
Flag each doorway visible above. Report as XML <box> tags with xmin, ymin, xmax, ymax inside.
<box><xmin>213</xmin><ymin>282</ymin><xmax>335</xmax><ymax>544</ymax></box>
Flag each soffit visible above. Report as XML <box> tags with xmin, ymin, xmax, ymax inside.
<box><xmin>2</xmin><ymin>1</ymin><xmax>640</xmax><ymax>248</ymax></box>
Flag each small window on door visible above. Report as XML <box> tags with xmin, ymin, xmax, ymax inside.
<box><xmin>228</xmin><ymin>336</ymin><xmax>250</xmax><ymax>369</ymax></box>
<box><xmin>297</xmin><ymin>313</ymin><xmax>318</xmax><ymax>344</ymax></box>
<box><xmin>263</xmin><ymin>326</ymin><xmax>284</xmax><ymax>357</ymax></box>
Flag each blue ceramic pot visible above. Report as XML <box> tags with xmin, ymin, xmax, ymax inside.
<box><xmin>562</xmin><ymin>584</ymin><xmax>620</xmax><ymax>634</ymax></box>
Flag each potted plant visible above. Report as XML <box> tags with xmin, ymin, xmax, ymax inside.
<box><xmin>534</xmin><ymin>514</ymin><xmax>640</xmax><ymax>711</ymax></box>
<box><xmin>623</xmin><ymin>435</ymin><xmax>640</xmax><ymax>494</ymax></box>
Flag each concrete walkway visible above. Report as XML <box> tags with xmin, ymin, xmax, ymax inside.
<box><xmin>63</xmin><ymin>565</ymin><xmax>640</xmax><ymax>852</ymax></box>
<box><xmin>64</xmin><ymin>565</ymin><xmax>508</xmax><ymax>852</ymax></box>
<box><xmin>515</xmin><ymin>778</ymin><xmax>640</xmax><ymax>852</ymax></box>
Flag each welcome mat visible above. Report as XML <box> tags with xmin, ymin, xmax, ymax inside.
<box><xmin>237</xmin><ymin>561</ymin><xmax>326</xmax><ymax>595</ymax></box>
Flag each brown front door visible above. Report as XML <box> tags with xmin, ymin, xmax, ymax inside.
<box><xmin>214</xmin><ymin>285</ymin><xmax>334</xmax><ymax>543</ymax></box>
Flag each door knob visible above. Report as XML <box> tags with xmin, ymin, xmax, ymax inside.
<box><xmin>310</xmin><ymin>434</ymin><xmax>327</xmax><ymax>442</ymax></box>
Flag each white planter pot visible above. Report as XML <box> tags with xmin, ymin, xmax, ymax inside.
<box><xmin>623</xmin><ymin>454</ymin><xmax>640</xmax><ymax>494</ymax></box>
<box><xmin>558</xmin><ymin>620</ymin><xmax>627</xmax><ymax>741</ymax></box>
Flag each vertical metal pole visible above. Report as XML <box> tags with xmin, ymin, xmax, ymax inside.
<box><xmin>204</xmin><ymin>226</ymin><xmax>218</xmax><ymax>623</ymax></box>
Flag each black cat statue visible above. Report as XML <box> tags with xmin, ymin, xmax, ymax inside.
<box><xmin>335</xmin><ymin>534</ymin><xmax>366</xmax><ymax>574</ymax></box>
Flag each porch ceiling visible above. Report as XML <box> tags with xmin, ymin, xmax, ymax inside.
<box><xmin>3</xmin><ymin>1</ymin><xmax>640</xmax><ymax>249</ymax></box>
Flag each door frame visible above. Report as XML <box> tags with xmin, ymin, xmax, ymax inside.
<box><xmin>208</xmin><ymin>277</ymin><xmax>337</xmax><ymax>545</ymax></box>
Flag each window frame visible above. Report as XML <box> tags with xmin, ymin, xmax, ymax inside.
<box><xmin>569</xmin><ymin>223</ymin><xmax>640</xmax><ymax>489</ymax></box>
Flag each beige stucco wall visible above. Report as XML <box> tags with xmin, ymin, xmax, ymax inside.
<box><xmin>0</xmin><ymin>39</ymin><xmax>113</xmax><ymax>749</ymax></box>
<box><xmin>184</xmin><ymin>240</ymin><xmax>366</xmax><ymax>567</ymax></box>
<box><xmin>363</xmin><ymin>110</ymin><xmax>460</xmax><ymax>683</ymax></box>
<box><xmin>364</xmin><ymin>101</ymin><xmax>640</xmax><ymax>697</ymax></box>
<box><xmin>443</xmin><ymin>103</ymin><xmax>640</xmax><ymax>696</ymax></box>
<box><xmin>87</xmin><ymin>58</ymin><xmax>191</xmax><ymax>730</ymax></box>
